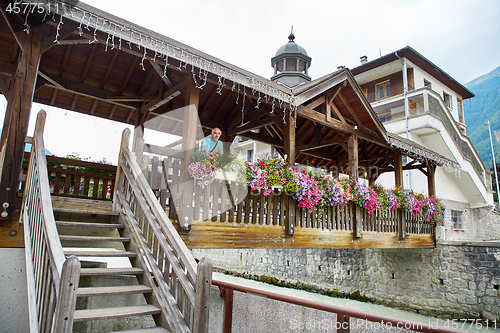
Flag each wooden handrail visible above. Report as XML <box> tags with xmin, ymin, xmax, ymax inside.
<box><xmin>21</xmin><ymin>110</ymin><xmax>80</xmax><ymax>333</ymax></box>
<box><xmin>114</xmin><ymin>128</ymin><xmax>211</xmax><ymax>332</ymax></box>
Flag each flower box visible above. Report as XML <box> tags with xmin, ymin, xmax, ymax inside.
<box><xmin>214</xmin><ymin>170</ymin><xmax>238</xmax><ymax>182</ymax></box>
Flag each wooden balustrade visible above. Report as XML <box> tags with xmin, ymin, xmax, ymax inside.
<box><xmin>142</xmin><ymin>157</ymin><xmax>432</xmax><ymax>237</ymax></box>
<box><xmin>115</xmin><ymin>130</ymin><xmax>211</xmax><ymax>332</ymax></box>
<box><xmin>21</xmin><ymin>111</ymin><xmax>80</xmax><ymax>333</ymax></box>
<box><xmin>22</xmin><ymin>154</ymin><xmax>116</xmax><ymax>200</ymax></box>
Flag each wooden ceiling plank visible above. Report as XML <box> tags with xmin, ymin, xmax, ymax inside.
<box><xmin>145</xmin><ymin>79</ymin><xmax>186</xmax><ymax>112</ymax></box>
<box><xmin>210</xmin><ymin>90</ymin><xmax>231</xmax><ymax>119</ymax></box>
<box><xmin>198</xmin><ymin>86</ymin><xmax>217</xmax><ymax>116</ymax></box>
<box><xmin>120</xmin><ymin>59</ymin><xmax>137</xmax><ymax>94</ymax></box>
<box><xmin>100</xmin><ymin>50</ymin><xmax>120</xmax><ymax>89</ymax></box>
<box><xmin>80</xmin><ymin>43</ymin><xmax>98</xmax><ymax>83</ymax></box>
<box><xmin>59</xmin><ymin>45</ymin><xmax>73</xmax><ymax>77</ymax></box>
<box><xmin>137</xmin><ymin>68</ymin><xmax>155</xmax><ymax>97</ymax></box>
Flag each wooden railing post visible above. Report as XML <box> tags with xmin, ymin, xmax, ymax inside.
<box><xmin>284</xmin><ymin>195</ymin><xmax>295</xmax><ymax>236</ymax></box>
<box><xmin>399</xmin><ymin>209</ymin><xmax>406</xmax><ymax>240</ymax></box>
<box><xmin>113</xmin><ymin>129</ymin><xmax>130</xmax><ymax>210</ymax></box>
<box><xmin>353</xmin><ymin>204</ymin><xmax>361</xmax><ymax>239</ymax></box>
<box><xmin>53</xmin><ymin>256</ymin><xmax>81</xmax><ymax>333</ymax></box>
<box><xmin>193</xmin><ymin>256</ymin><xmax>213</xmax><ymax>333</ymax></box>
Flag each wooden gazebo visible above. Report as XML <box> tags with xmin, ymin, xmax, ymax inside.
<box><xmin>0</xmin><ymin>0</ymin><xmax>457</xmax><ymax>248</ymax></box>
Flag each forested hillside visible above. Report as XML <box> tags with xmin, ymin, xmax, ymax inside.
<box><xmin>465</xmin><ymin>66</ymin><xmax>500</xmax><ymax>169</ymax></box>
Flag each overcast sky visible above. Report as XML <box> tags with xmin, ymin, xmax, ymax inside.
<box><xmin>3</xmin><ymin>0</ymin><xmax>499</xmax><ymax>164</ymax></box>
<box><xmin>81</xmin><ymin>0</ymin><xmax>500</xmax><ymax>84</ymax></box>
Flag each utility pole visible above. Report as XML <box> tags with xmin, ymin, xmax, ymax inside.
<box><xmin>486</xmin><ymin>120</ymin><xmax>500</xmax><ymax>205</ymax></box>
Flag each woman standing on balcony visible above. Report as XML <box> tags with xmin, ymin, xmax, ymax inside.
<box><xmin>201</xmin><ymin>127</ymin><xmax>223</xmax><ymax>153</ymax></box>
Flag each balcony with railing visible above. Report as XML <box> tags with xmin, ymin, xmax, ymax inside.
<box><xmin>371</xmin><ymin>88</ymin><xmax>485</xmax><ymax>185</ymax></box>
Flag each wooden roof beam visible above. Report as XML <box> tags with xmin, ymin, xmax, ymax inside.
<box><xmin>148</xmin><ymin>59</ymin><xmax>174</xmax><ymax>88</ymax></box>
<box><xmin>297</xmin><ymin>104</ymin><xmax>354</xmax><ymax>134</ymax></box>
<box><xmin>0</xmin><ymin>1</ymin><xmax>25</xmax><ymax>51</ymax></box>
<box><xmin>42</xmin><ymin>74</ymin><xmax>136</xmax><ymax>110</ymax></box>
<box><xmin>297</xmin><ymin>136</ymin><xmax>347</xmax><ymax>152</ymax></box>
<box><xmin>338</xmin><ymin>91</ymin><xmax>362</xmax><ymax>127</ymax></box>
<box><xmin>40</xmin><ymin>21</ymin><xmax>79</xmax><ymax>53</ymax></box>
<box><xmin>228</xmin><ymin>114</ymin><xmax>281</xmax><ymax>137</ymax></box>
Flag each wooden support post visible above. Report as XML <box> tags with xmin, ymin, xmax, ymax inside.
<box><xmin>0</xmin><ymin>26</ymin><xmax>42</xmax><ymax>220</ymax></box>
<box><xmin>179</xmin><ymin>79</ymin><xmax>199</xmax><ymax>232</ymax></box>
<box><xmin>394</xmin><ymin>151</ymin><xmax>403</xmax><ymax>189</ymax></box>
<box><xmin>347</xmin><ymin>133</ymin><xmax>358</xmax><ymax>180</ymax></box>
<box><xmin>427</xmin><ymin>162</ymin><xmax>436</xmax><ymax>198</ymax></box>
<box><xmin>284</xmin><ymin>110</ymin><xmax>296</xmax><ymax>236</ymax></box>
<box><xmin>193</xmin><ymin>257</ymin><xmax>212</xmax><ymax>333</ymax></box>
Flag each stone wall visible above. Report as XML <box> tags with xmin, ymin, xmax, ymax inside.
<box><xmin>441</xmin><ymin>199</ymin><xmax>500</xmax><ymax>242</ymax></box>
<box><xmin>193</xmin><ymin>243</ymin><xmax>500</xmax><ymax>320</ymax></box>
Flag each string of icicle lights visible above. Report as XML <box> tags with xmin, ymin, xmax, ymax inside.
<box><xmin>19</xmin><ymin>0</ymin><xmax>298</xmax><ymax>125</ymax></box>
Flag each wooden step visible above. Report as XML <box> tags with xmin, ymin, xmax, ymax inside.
<box><xmin>77</xmin><ymin>285</ymin><xmax>152</xmax><ymax>297</ymax></box>
<box><xmin>109</xmin><ymin>327</ymin><xmax>170</xmax><ymax>333</ymax></box>
<box><xmin>80</xmin><ymin>267</ymin><xmax>144</xmax><ymax>276</ymax></box>
<box><xmin>73</xmin><ymin>305</ymin><xmax>161</xmax><ymax>322</ymax></box>
<box><xmin>64</xmin><ymin>250</ymin><xmax>136</xmax><ymax>257</ymax></box>
<box><xmin>59</xmin><ymin>235</ymin><xmax>130</xmax><ymax>242</ymax></box>
<box><xmin>53</xmin><ymin>208</ymin><xmax>119</xmax><ymax>216</ymax></box>
<box><xmin>56</xmin><ymin>221</ymin><xmax>123</xmax><ymax>229</ymax></box>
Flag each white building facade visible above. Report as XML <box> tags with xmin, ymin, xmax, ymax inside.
<box><xmin>351</xmin><ymin>47</ymin><xmax>496</xmax><ymax>241</ymax></box>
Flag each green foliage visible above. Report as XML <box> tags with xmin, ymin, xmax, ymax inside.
<box><xmin>465</xmin><ymin>66</ymin><xmax>500</xmax><ymax>168</ymax></box>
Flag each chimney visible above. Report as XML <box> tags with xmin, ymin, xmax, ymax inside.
<box><xmin>337</xmin><ymin>65</ymin><xmax>345</xmax><ymax>70</ymax></box>
<box><xmin>360</xmin><ymin>55</ymin><xmax>368</xmax><ymax>65</ymax></box>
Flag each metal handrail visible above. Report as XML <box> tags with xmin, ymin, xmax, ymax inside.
<box><xmin>21</xmin><ymin>110</ymin><xmax>80</xmax><ymax>333</ymax></box>
<box><xmin>213</xmin><ymin>279</ymin><xmax>462</xmax><ymax>333</ymax></box>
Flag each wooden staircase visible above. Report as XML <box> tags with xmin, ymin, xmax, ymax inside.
<box><xmin>53</xmin><ymin>197</ymin><xmax>170</xmax><ymax>333</ymax></box>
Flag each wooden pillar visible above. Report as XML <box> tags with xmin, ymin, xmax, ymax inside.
<box><xmin>347</xmin><ymin>133</ymin><xmax>358</xmax><ymax>179</ymax></box>
<box><xmin>284</xmin><ymin>111</ymin><xmax>296</xmax><ymax>236</ymax></box>
<box><xmin>427</xmin><ymin>162</ymin><xmax>436</xmax><ymax>198</ymax></box>
<box><xmin>394</xmin><ymin>151</ymin><xmax>403</xmax><ymax>189</ymax></box>
<box><xmin>179</xmin><ymin>79</ymin><xmax>199</xmax><ymax>232</ymax></box>
<box><xmin>0</xmin><ymin>26</ymin><xmax>42</xmax><ymax>220</ymax></box>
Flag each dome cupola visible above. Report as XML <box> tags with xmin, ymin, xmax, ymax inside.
<box><xmin>271</xmin><ymin>27</ymin><xmax>312</xmax><ymax>88</ymax></box>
